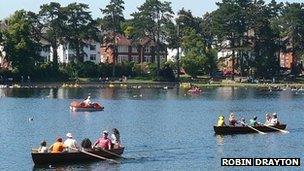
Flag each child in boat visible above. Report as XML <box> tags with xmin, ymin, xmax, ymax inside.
<box><xmin>38</xmin><ymin>140</ymin><xmax>48</xmax><ymax>153</ymax></box>
<box><xmin>217</xmin><ymin>115</ymin><xmax>226</xmax><ymax>126</ymax></box>
<box><xmin>228</xmin><ymin>113</ymin><xmax>237</xmax><ymax>126</ymax></box>
<box><xmin>111</xmin><ymin>128</ymin><xmax>121</xmax><ymax>148</ymax></box>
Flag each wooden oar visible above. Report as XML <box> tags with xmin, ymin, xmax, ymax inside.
<box><xmin>98</xmin><ymin>148</ymin><xmax>126</xmax><ymax>159</ymax></box>
<box><xmin>240</xmin><ymin>122</ymin><xmax>267</xmax><ymax>135</ymax></box>
<box><xmin>70</xmin><ymin>147</ymin><xmax>120</xmax><ymax>164</ymax></box>
<box><xmin>259</xmin><ymin>123</ymin><xmax>289</xmax><ymax>133</ymax></box>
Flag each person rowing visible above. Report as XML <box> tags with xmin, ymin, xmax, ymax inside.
<box><xmin>217</xmin><ymin>115</ymin><xmax>226</xmax><ymax>126</ymax></box>
<box><xmin>249</xmin><ymin>116</ymin><xmax>260</xmax><ymax>126</ymax></box>
<box><xmin>265</xmin><ymin>113</ymin><xmax>272</xmax><ymax>125</ymax></box>
<box><xmin>269</xmin><ymin>113</ymin><xmax>280</xmax><ymax>126</ymax></box>
<box><xmin>228</xmin><ymin>113</ymin><xmax>237</xmax><ymax>126</ymax></box>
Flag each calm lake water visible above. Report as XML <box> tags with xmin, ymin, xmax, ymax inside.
<box><xmin>0</xmin><ymin>86</ymin><xmax>303</xmax><ymax>170</ymax></box>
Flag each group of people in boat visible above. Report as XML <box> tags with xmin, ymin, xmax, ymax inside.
<box><xmin>37</xmin><ymin>128</ymin><xmax>122</xmax><ymax>153</ymax></box>
<box><xmin>217</xmin><ymin>112</ymin><xmax>280</xmax><ymax>127</ymax></box>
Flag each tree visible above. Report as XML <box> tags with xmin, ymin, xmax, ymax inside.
<box><xmin>280</xmin><ymin>2</ymin><xmax>304</xmax><ymax>75</ymax></box>
<box><xmin>38</xmin><ymin>2</ymin><xmax>66</xmax><ymax>67</ymax></box>
<box><xmin>247</xmin><ymin>0</ymin><xmax>282</xmax><ymax>78</ymax></box>
<box><xmin>65</xmin><ymin>3</ymin><xmax>98</xmax><ymax>62</ymax></box>
<box><xmin>181</xmin><ymin>28</ymin><xmax>213</xmax><ymax>77</ymax></box>
<box><xmin>131</xmin><ymin>0</ymin><xmax>174</xmax><ymax>79</ymax></box>
<box><xmin>100</xmin><ymin>0</ymin><xmax>125</xmax><ymax>77</ymax></box>
<box><xmin>211</xmin><ymin>0</ymin><xmax>250</xmax><ymax>80</ymax></box>
<box><xmin>100</xmin><ymin>0</ymin><xmax>125</xmax><ymax>33</ymax></box>
<box><xmin>2</xmin><ymin>10</ymin><xmax>40</xmax><ymax>75</ymax></box>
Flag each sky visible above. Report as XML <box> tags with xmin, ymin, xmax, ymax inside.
<box><xmin>0</xmin><ymin>0</ymin><xmax>301</xmax><ymax>20</ymax></box>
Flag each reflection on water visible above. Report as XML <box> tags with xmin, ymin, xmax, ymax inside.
<box><xmin>0</xmin><ymin>87</ymin><xmax>303</xmax><ymax>170</ymax></box>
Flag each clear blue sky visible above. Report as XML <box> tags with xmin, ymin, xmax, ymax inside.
<box><xmin>0</xmin><ymin>0</ymin><xmax>301</xmax><ymax>20</ymax></box>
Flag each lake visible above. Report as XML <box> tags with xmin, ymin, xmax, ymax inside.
<box><xmin>0</xmin><ymin>86</ymin><xmax>303</xmax><ymax>170</ymax></box>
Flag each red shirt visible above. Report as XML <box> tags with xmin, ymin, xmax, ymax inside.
<box><xmin>94</xmin><ymin>137</ymin><xmax>112</xmax><ymax>150</ymax></box>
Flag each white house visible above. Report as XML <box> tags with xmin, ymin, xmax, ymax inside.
<box><xmin>48</xmin><ymin>41</ymin><xmax>101</xmax><ymax>64</ymax></box>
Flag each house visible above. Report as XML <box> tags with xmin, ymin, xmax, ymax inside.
<box><xmin>100</xmin><ymin>35</ymin><xmax>167</xmax><ymax>64</ymax></box>
<box><xmin>50</xmin><ymin>41</ymin><xmax>101</xmax><ymax>64</ymax></box>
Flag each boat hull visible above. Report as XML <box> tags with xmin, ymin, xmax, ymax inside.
<box><xmin>31</xmin><ymin>148</ymin><xmax>124</xmax><ymax>166</ymax></box>
<box><xmin>70</xmin><ymin>101</ymin><xmax>104</xmax><ymax>112</ymax></box>
<box><xmin>214</xmin><ymin>124</ymin><xmax>287</xmax><ymax>135</ymax></box>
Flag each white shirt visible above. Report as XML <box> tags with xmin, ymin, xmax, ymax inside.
<box><xmin>84</xmin><ymin>99</ymin><xmax>91</xmax><ymax>105</ymax></box>
<box><xmin>269</xmin><ymin>118</ymin><xmax>278</xmax><ymax>126</ymax></box>
<box><xmin>64</xmin><ymin>138</ymin><xmax>78</xmax><ymax>150</ymax></box>
<box><xmin>38</xmin><ymin>146</ymin><xmax>48</xmax><ymax>153</ymax></box>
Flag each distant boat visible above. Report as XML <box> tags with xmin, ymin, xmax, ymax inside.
<box><xmin>187</xmin><ymin>88</ymin><xmax>202</xmax><ymax>94</ymax></box>
<box><xmin>214</xmin><ymin>124</ymin><xmax>287</xmax><ymax>135</ymax></box>
<box><xmin>70</xmin><ymin>101</ymin><xmax>104</xmax><ymax>112</ymax></box>
<box><xmin>31</xmin><ymin>147</ymin><xmax>124</xmax><ymax>166</ymax></box>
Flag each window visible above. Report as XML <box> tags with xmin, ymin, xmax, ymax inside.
<box><xmin>90</xmin><ymin>45</ymin><xmax>96</xmax><ymax>51</ymax></box>
<box><xmin>90</xmin><ymin>54</ymin><xmax>96</xmax><ymax>61</ymax></box>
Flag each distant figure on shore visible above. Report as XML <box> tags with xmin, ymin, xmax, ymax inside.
<box><xmin>49</xmin><ymin>137</ymin><xmax>66</xmax><ymax>153</ymax></box>
<box><xmin>93</xmin><ymin>130</ymin><xmax>112</xmax><ymax>150</ymax></box>
<box><xmin>249</xmin><ymin>116</ymin><xmax>259</xmax><ymax>126</ymax></box>
<box><xmin>217</xmin><ymin>115</ymin><xmax>226</xmax><ymax>127</ymax></box>
<box><xmin>228</xmin><ymin>113</ymin><xmax>237</xmax><ymax>126</ymax></box>
<box><xmin>38</xmin><ymin>140</ymin><xmax>48</xmax><ymax>153</ymax></box>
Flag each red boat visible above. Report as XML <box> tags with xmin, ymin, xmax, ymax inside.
<box><xmin>187</xmin><ymin>88</ymin><xmax>202</xmax><ymax>94</ymax></box>
<box><xmin>70</xmin><ymin>101</ymin><xmax>104</xmax><ymax>111</ymax></box>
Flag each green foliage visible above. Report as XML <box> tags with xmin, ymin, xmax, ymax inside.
<box><xmin>158</xmin><ymin>62</ymin><xmax>176</xmax><ymax>81</ymax></box>
<box><xmin>38</xmin><ymin>2</ymin><xmax>66</xmax><ymax>66</ymax></box>
<box><xmin>182</xmin><ymin>52</ymin><xmax>205</xmax><ymax>78</ymax></box>
<box><xmin>100</xmin><ymin>0</ymin><xmax>125</xmax><ymax>33</ymax></box>
<box><xmin>65</xmin><ymin>3</ymin><xmax>98</xmax><ymax>62</ymax></box>
<box><xmin>181</xmin><ymin>28</ymin><xmax>216</xmax><ymax>77</ymax></box>
<box><xmin>2</xmin><ymin>10</ymin><xmax>40</xmax><ymax>75</ymax></box>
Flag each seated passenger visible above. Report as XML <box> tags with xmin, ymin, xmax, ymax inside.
<box><xmin>49</xmin><ymin>137</ymin><xmax>66</xmax><ymax>153</ymax></box>
<box><xmin>217</xmin><ymin>115</ymin><xmax>226</xmax><ymax>127</ymax></box>
<box><xmin>249</xmin><ymin>116</ymin><xmax>259</xmax><ymax>126</ymax></box>
<box><xmin>111</xmin><ymin>128</ymin><xmax>121</xmax><ymax>148</ymax></box>
<box><xmin>81</xmin><ymin>138</ymin><xmax>92</xmax><ymax>150</ymax></box>
<box><xmin>228</xmin><ymin>113</ymin><xmax>237</xmax><ymax>126</ymax></box>
<box><xmin>269</xmin><ymin>113</ymin><xmax>280</xmax><ymax>126</ymax></box>
<box><xmin>93</xmin><ymin>131</ymin><xmax>112</xmax><ymax>150</ymax></box>
<box><xmin>265</xmin><ymin>113</ymin><xmax>272</xmax><ymax>125</ymax></box>
<box><xmin>83</xmin><ymin>96</ymin><xmax>92</xmax><ymax>106</ymax></box>
<box><xmin>239</xmin><ymin>117</ymin><xmax>246</xmax><ymax>126</ymax></box>
<box><xmin>64</xmin><ymin>133</ymin><xmax>78</xmax><ymax>151</ymax></box>
<box><xmin>38</xmin><ymin>140</ymin><xmax>48</xmax><ymax>153</ymax></box>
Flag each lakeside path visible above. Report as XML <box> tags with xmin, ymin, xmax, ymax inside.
<box><xmin>1</xmin><ymin>80</ymin><xmax>304</xmax><ymax>89</ymax></box>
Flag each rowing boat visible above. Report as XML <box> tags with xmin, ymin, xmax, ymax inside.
<box><xmin>214</xmin><ymin>124</ymin><xmax>287</xmax><ymax>134</ymax></box>
<box><xmin>31</xmin><ymin>147</ymin><xmax>124</xmax><ymax>165</ymax></box>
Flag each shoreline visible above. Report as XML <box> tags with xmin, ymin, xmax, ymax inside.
<box><xmin>1</xmin><ymin>81</ymin><xmax>304</xmax><ymax>89</ymax></box>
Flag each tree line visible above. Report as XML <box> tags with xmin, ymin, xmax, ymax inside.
<box><xmin>0</xmin><ymin>0</ymin><xmax>303</xmax><ymax>82</ymax></box>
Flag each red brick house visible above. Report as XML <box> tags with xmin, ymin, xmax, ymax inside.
<box><xmin>100</xmin><ymin>35</ymin><xmax>167</xmax><ymax>64</ymax></box>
